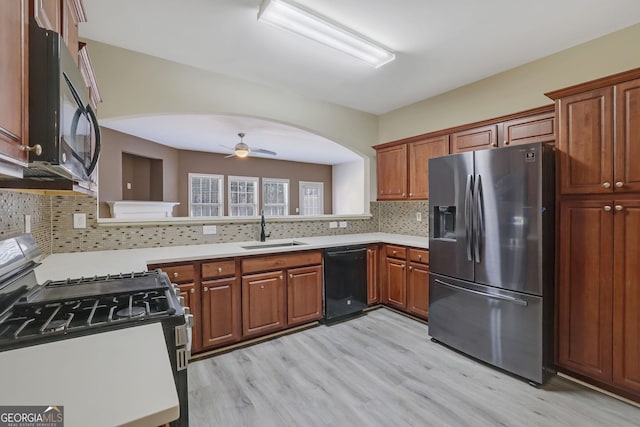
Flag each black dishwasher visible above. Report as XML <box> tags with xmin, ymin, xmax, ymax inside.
<box><xmin>322</xmin><ymin>245</ymin><xmax>368</xmax><ymax>323</ymax></box>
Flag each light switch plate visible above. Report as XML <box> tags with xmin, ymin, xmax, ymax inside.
<box><xmin>416</xmin><ymin>212</ymin><xmax>422</xmax><ymax>222</ymax></box>
<box><xmin>203</xmin><ymin>225</ymin><xmax>217</xmax><ymax>235</ymax></box>
<box><xmin>73</xmin><ymin>213</ymin><xmax>87</xmax><ymax>229</ymax></box>
<box><xmin>24</xmin><ymin>214</ymin><xmax>31</xmax><ymax>233</ymax></box>
<box><xmin>339</xmin><ymin>221</ymin><xmax>347</xmax><ymax>228</ymax></box>
<box><xmin>329</xmin><ymin>221</ymin><xmax>338</xmax><ymax>229</ymax></box>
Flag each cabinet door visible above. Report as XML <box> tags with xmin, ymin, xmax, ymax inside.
<box><xmin>451</xmin><ymin>124</ymin><xmax>498</xmax><ymax>153</ymax></box>
<box><xmin>557</xmin><ymin>88</ymin><xmax>614</xmax><ymax>195</ymax></box>
<box><xmin>32</xmin><ymin>0</ymin><xmax>60</xmax><ymax>31</ymax></box>
<box><xmin>287</xmin><ymin>265</ymin><xmax>323</xmax><ymax>327</ymax></box>
<box><xmin>367</xmin><ymin>245</ymin><xmax>380</xmax><ymax>305</ymax></box>
<box><xmin>0</xmin><ymin>0</ymin><xmax>29</xmax><ymax>170</ymax></box>
<box><xmin>613</xmin><ymin>200</ymin><xmax>640</xmax><ymax>392</ymax></box>
<box><xmin>178</xmin><ymin>283</ymin><xmax>200</xmax><ymax>353</ymax></box>
<box><xmin>242</xmin><ymin>271</ymin><xmax>286</xmax><ymax>338</ymax></box>
<box><xmin>615</xmin><ymin>79</ymin><xmax>640</xmax><ymax>193</ymax></box>
<box><xmin>376</xmin><ymin>144</ymin><xmax>407</xmax><ymax>200</ymax></box>
<box><xmin>407</xmin><ymin>263</ymin><xmax>429</xmax><ymax>319</ymax></box>
<box><xmin>384</xmin><ymin>257</ymin><xmax>406</xmax><ymax>309</ymax></box>
<box><xmin>557</xmin><ymin>200</ymin><xmax>613</xmax><ymax>381</ymax></box>
<box><xmin>502</xmin><ymin>112</ymin><xmax>555</xmax><ymax>147</ymax></box>
<box><xmin>408</xmin><ymin>136</ymin><xmax>449</xmax><ymax>199</ymax></box>
<box><xmin>201</xmin><ymin>277</ymin><xmax>241</xmax><ymax>349</ymax></box>
<box><xmin>61</xmin><ymin>0</ymin><xmax>82</xmax><ymax>64</ymax></box>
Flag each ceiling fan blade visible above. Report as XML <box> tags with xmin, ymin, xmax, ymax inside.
<box><xmin>220</xmin><ymin>144</ymin><xmax>236</xmax><ymax>151</ymax></box>
<box><xmin>252</xmin><ymin>147</ymin><xmax>277</xmax><ymax>156</ymax></box>
<box><xmin>224</xmin><ymin>153</ymin><xmax>236</xmax><ymax>158</ymax></box>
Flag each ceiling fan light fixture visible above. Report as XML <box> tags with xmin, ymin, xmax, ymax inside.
<box><xmin>257</xmin><ymin>0</ymin><xmax>395</xmax><ymax>68</ymax></box>
<box><xmin>235</xmin><ymin>142</ymin><xmax>250</xmax><ymax>158</ymax></box>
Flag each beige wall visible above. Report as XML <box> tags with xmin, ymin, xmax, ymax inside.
<box><xmin>379</xmin><ymin>23</ymin><xmax>640</xmax><ymax>143</ymax></box>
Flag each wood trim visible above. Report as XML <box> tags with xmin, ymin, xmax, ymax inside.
<box><xmin>67</xmin><ymin>0</ymin><xmax>87</xmax><ymax>22</ymax></box>
<box><xmin>373</xmin><ymin>104</ymin><xmax>554</xmax><ymax>150</ymax></box>
<box><xmin>241</xmin><ymin>250</ymin><xmax>322</xmax><ymax>274</ymax></box>
<box><xmin>545</xmin><ymin>67</ymin><xmax>640</xmax><ymax>100</ymax></box>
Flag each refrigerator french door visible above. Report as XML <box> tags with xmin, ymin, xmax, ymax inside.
<box><xmin>428</xmin><ymin>142</ymin><xmax>554</xmax><ymax>384</ymax></box>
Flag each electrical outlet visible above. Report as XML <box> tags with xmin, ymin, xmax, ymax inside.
<box><xmin>416</xmin><ymin>212</ymin><xmax>422</xmax><ymax>222</ymax></box>
<box><xmin>24</xmin><ymin>214</ymin><xmax>31</xmax><ymax>233</ymax></box>
<box><xmin>73</xmin><ymin>213</ymin><xmax>87</xmax><ymax>229</ymax></box>
<box><xmin>203</xmin><ymin>225</ymin><xmax>217</xmax><ymax>235</ymax></box>
<box><xmin>329</xmin><ymin>221</ymin><xmax>338</xmax><ymax>229</ymax></box>
<box><xmin>126</xmin><ymin>182</ymin><xmax>132</xmax><ymax>190</ymax></box>
<box><xmin>339</xmin><ymin>221</ymin><xmax>347</xmax><ymax>228</ymax></box>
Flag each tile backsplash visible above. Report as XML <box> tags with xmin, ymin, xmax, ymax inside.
<box><xmin>1</xmin><ymin>190</ymin><xmax>427</xmax><ymax>254</ymax></box>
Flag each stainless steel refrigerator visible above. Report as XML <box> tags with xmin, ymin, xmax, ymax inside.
<box><xmin>428</xmin><ymin>142</ymin><xmax>555</xmax><ymax>385</ymax></box>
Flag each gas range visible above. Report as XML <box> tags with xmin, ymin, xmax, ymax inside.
<box><xmin>0</xmin><ymin>234</ymin><xmax>191</xmax><ymax>427</ymax></box>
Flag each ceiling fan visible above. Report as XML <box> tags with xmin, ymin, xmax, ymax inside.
<box><xmin>221</xmin><ymin>133</ymin><xmax>277</xmax><ymax>158</ymax></box>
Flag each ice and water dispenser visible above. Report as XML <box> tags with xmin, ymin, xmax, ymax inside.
<box><xmin>432</xmin><ymin>206</ymin><xmax>456</xmax><ymax>240</ymax></box>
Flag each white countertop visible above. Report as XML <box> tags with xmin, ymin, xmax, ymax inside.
<box><xmin>35</xmin><ymin>232</ymin><xmax>427</xmax><ymax>282</ymax></box>
<box><xmin>0</xmin><ymin>323</ymin><xmax>179</xmax><ymax>427</ymax></box>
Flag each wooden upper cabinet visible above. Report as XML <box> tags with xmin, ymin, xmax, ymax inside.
<box><xmin>451</xmin><ymin>124</ymin><xmax>498</xmax><ymax>153</ymax></box>
<box><xmin>0</xmin><ymin>0</ymin><xmax>29</xmax><ymax>174</ymax></box>
<box><xmin>408</xmin><ymin>135</ymin><xmax>449</xmax><ymax>199</ymax></box>
<box><xmin>502</xmin><ymin>112</ymin><xmax>555</xmax><ymax>147</ymax></box>
<box><xmin>61</xmin><ymin>0</ymin><xmax>86</xmax><ymax>65</ymax></box>
<box><xmin>556</xmin><ymin>87</ymin><xmax>614</xmax><ymax>195</ymax></box>
<box><xmin>32</xmin><ymin>0</ymin><xmax>60</xmax><ymax>32</ymax></box>
<box><xmin>557</xmin><ymin>199</ymin><xmax>613</xmax><ymax>381</ymax></box>
<box><xmin>612</xmin><ymin>200</ymin><xmax>640</xmax><ymax>393</ymax></box>
<box><xmin>376</xmin><ymin>144</ymin><xmax>407</xmax><ymax>200</ymax></box>
<box><xmin>615</xmin><ymin>79</ymin><xmax>640</xmax><ymax>193</ymax></box>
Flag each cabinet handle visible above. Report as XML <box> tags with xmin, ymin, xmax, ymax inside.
<box><xmin>602</xmin><ymin>182</ymin><xmax>611</xmax><ymax>189</ymax></box>
<box><xmin>203</xmin><ymin>287</ymin><xmax>208</xmax><ymax>292</ymax></box>
<box><xmin>217</xmin><ymin>267</ymin><xmax>222</xmax><ymax>273</ymax></box>
<box><xmin>173</xmin><ymin>272</ymin><xmax>179</xmax><ymax>278</ymax></box>
<box><xmin>190</xmin><ymin>288</ymin><xmax>195</xmax><ymax>294</ymax></box>
<box><xmin>615</xmin><ymin>205</ymin><xmax>623</xmax><ymax>211</ymax></box>
<box><xmin>21</xmin><ymin>144</ymin><xmax>43</xmax><ymax>156</ymax></box>
<box><xmin>604</xmin><ymin>205</ymin><xmax>612</xmax><ymax>212</ymax></box>
<box><xmin>615</xmin><ymin>181</ymin><xmax>624</xmax><ymax>188</ymax></box>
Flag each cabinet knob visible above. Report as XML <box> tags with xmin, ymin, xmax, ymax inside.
<box><xmin>402</xmin><ymin>192</ymin><xmax>406</xmax><ymax>197</ymax></box>
<box><xmin>602</xmin><ymin>182</ymin><xmax>611</xmax><ymax>189</ymax></box>
<box><xmin>615</xmin><ymin>205</ymin><xmax>623</xmax><ymax>211</ymax></box>
<box><xmin>409</xmin><ymin>192</ymin><xmax>413</xmax><ymax>196</ymax></box>
<box><xmin>217</xmin><ymin>267</ymin><xmax>222</xmax><ymax>273</ymax></box>
<box><xmin>408</xmin><ymin>266</ymin><xmax>413</xmax><ymax>271</ymax></box>
<box><xmin>615</xmin><ymin>181</ymin><xmax>624</xmax><ymax>188</ymax></box>
<box><xmin>504</xmin><ymin>140</ymin><xmax>509</xmax><ymax>146</ymax></box>
<box><xmin>392</xmin><ymin>250</ymin><xmax>397</xmax><ymax>255</ymax></box>
<box><xmin>21</xmin><ymin>144</ymin><xmax>43</xmax><ymax>156</ymax></box>
<box><xmin>190</xmin><ymin>288</ymin><xmax>195</xmax><ymax>294</ymax></box>
<box><xmin>418</xmin><ymin>254</ymin><xmax>422</xmax><ymax>260</ymax></box>
<box><xmin>279</xmin><ymin>275</ymin><xmax>283</xmax><ymax>280</ymax></box>
<box><xmin>260</xmin><ymin>285</ymin><xmax>265</xmax><ymax>289</ymax></box>
<box><xmin>173</xmin><ymin>272</ymin><xmax>179</xmax><ymax>278</ymax></box>
<box><xmin>491</xmin><ymin>142</ymin><xmax>498</xmax><ymax>147</ymax></box>
<box><xmin>289</xmin><ymin>273</ymin><xmax>293</xmax><ymax>278</ymax></box>
<box><xmin>401</xmin><ymin>264</ymin><xmax>405</xmax><ymax>269</ymax></box>
<box><xmin>604</xmin><ymin>205</ymin><xmax>612</xmax><ymax>211</ymax></box>
<box><xmin>368</xmin><ymin>249</ymin><xmax>372</xmax><ymax>253</ymax></box>
<box><xmin>203</xmin><ymin>287</ymin><xmax>208</xmax><ymax>292</ymax></box>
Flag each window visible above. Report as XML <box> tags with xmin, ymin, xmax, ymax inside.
<box><xmin>189</xmin><ymin>173</ymin><xmax>223</xmax><ymax>217</ymax></box>
<box><xmin>262</xmin><ymin>178</ymin><xmax>289</xmax><ymax>216</ymax></box>
<box><xmin>299</xmin><ymin>181</ymin><xmax>324</xmax><ymax>215</ymax></box>
<box><xmin>228</xmin><ymin>176</ymin><xmax>259</xmax><ymax>216</ymax></box>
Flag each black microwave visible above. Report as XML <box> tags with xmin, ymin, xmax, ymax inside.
<box><xmin>27</xmin><ymin>20</ymin><xmax>100</xmax><ymax>182</ymax></box>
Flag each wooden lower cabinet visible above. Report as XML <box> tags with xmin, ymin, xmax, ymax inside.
<box><xmin>384</xmin><ymin>256</ymin><xmax>406</xmax><ymax>309</ymax></box>
<box><xmin>287</xmin><ymin>265</ymin><xmax>323</xmax><ymax>327</ymax></box>
<box><xmin>407</xmin><ymin>262</ymin><xmax>429</xmax><ymax>319</ymax></box>
<box><xmin>201</xmin><ymin>277</ymin><xmax>241</xmax><ymax>349</ymax></box>
<box><xmin>367</xmin><ymin>245</ymin><xmax>380</xmax><ymax>305</ymax></box>
<box><xmin>242</xmin><ymin>271</ymin><xmax>286</xmax><ymax>338</ymax></box>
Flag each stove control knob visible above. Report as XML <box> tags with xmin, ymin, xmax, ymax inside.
<box><xmin>174</xmin><ymin>288</ymin><xmax>180</xmax><ymax>297</ymax></box>
<box><xmin>185</xmin><ymin>314</ymin><xmax>195</xmax><ymax>328</ymax></box>
<box><xmin>179</xmin><ymin>296</ymin><xmax>185</xmax><ymax>306</ymax></box>
<box><xmin>184</xmin><ymin>307</ymin><xmax>191</xmax><ymax>315</ymax></box>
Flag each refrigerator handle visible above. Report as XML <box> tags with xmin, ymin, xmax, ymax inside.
<box><xmin>465</xmin><ymin>174</ymin><xmax>473</xmax><ymax>261</ymax></box>
<box><xmin>474</xmin><ymin>174</ymin><xmax>484</xmax><ymax>263</ymax></box>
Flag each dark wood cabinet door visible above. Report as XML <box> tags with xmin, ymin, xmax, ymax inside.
<box><xmin>557</xmin><ymin>88</ymin><xmax>614</xmax><ymax>195</ymax></box>
<box><xmin>451</xmin><ymin>124</ymin><xmax>498</xmax><ymax>153</ymax></box>
<box><xmin>367</xmin><ymin>245</ymin><xmax>380</xmax><ymax>305</ymax></box>
<box><xmin>502</xmin><ymin>112</ymin><xmax>555</xmax><ymax>147</ymax></box>
<box><xmin>615</xmin><ymin>79</ymin><xmax>640</xmax><ymax>193</ymax></box>
<box><xmin>384</xmin><ymin>257</ymin><xmax>406</xmax><ymax>309</ymax></box>
<box><xmin>376</xmin><ymin>144</ymin><xmax>407</xmax><ymax>200</ymax></box>
<box><xmin>242</xmin><ymin>271</ymin><xmax>286</xmax><ymax>338</ymax></box>
<box><xmin>287</xmin><ymin>265</ymin><xmax>323</xmax><ymax>326</ymax></box>
<box><xmin>407</xmin><ymin>263</ymin><xmax>429</xmax><ymax>319</ymax></box>
<box><xmin>0</xmin><ymin>0</ymin><xmax>29</xmax><ymax>169</ymax></box>
<box><xmin>557</xmin><ymin>200</ymin><xmax>613</xmax><ymax>381</ymax></box>
<box><xmin>408</xmin><ymin>136</ymin><xmax>449</xmax><ymax>199</ymax></box>
<box><xmin>201</xmin><ymin>277</ymin><xmax>241</xmax><ymax>349</ymax></box>
<box><xmin>178</xmin><ymin>282</ymin><xmax>200</xmax><ymax>352</ymax></box>
<box><xmin>613</xmin><ymin>199</ymin><xmax>640</xmax><ymax>392</ymax></box>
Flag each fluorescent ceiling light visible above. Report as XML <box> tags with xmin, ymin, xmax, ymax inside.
<box><xmin>258</xmin><ymin>0</ymin><xmax>395</xmax><ymax>68</ymax></box>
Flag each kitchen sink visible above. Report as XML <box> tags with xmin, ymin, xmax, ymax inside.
<box><xmin>241</xmin><ymin>241</ymin><xmax>308</xmax><ymax>250</ymax></box>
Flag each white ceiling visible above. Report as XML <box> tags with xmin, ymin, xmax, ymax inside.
<box><xmin>81</xmin><ymin>0</ymin><xmax>640</xmax><ymax>163</ymax></box>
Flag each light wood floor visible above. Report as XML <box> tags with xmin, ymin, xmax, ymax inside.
<box><xmin>188</xmin><ymin>308</ymin><xmax>640</xmax><ymax>426</ymax></box>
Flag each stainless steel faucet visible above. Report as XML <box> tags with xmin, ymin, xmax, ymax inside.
<box><xmin>260</xmin><ymin>210</ymin><xmax>270</xmax><ymax>242</ymax></box>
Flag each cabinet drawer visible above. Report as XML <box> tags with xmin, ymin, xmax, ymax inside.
<box><xmin>153</xmin><ymin>264</ymin><xmax>194</xmax><ymax>284</ymax></box>
<box><xmin>242</xmin><ymin>250</ymin><xmax>322</xmax><ymax>274</ymax></box>
<box><xmin>408</xmin><ymin>248</ymin><xmax>429</xmax><ymax>265</ymax></box>
<box><xmin>202</xmin><ymin>259</ymin><xmax>236</xmax><ymax>279</ymax></box>
<box><xmin>385</xmin><ymin>245</ymin><xmax>406</xmax><ymax>259</ymax></box>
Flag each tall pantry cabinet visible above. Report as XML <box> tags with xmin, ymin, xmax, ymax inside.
<box><xmin>547</xmin><ymin>68</ymin><xmax>640</xmax><ymax>400</ymax></box>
